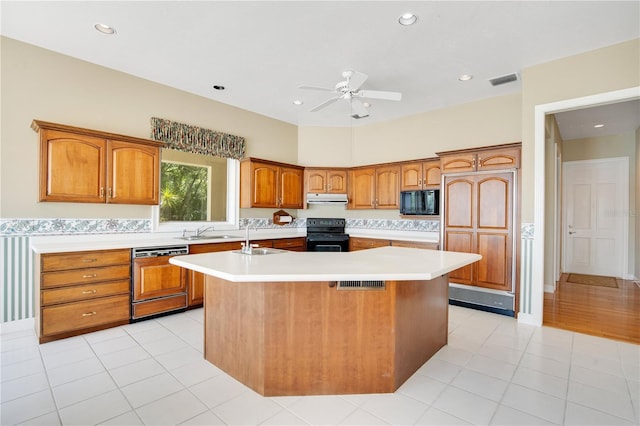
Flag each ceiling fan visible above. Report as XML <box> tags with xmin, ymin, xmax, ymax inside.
<box><xmin>298</xmin><ymin>70</ymin><xmax>402</xmax><ymax>118</ymax></box>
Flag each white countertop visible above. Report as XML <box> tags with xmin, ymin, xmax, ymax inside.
<box><xmin>170</xmin><ymin>246</ymin><xmax>480</xmax><ymax>282</ymax></box>
<box><xmin>30</xmin><ymin>230</ymin><xmax>304</xmax><ymax>254</ymax></box>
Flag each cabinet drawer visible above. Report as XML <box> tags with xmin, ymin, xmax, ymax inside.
<box><xmin>132</xmin><ymin>294</ymin><xmax>187</xmax><ymax>319</ymax></box>
<box><xmin>390</xmin><ymin>240</ymin><xmax>439</xmax><ymax>250</ymax></box>
<box><xmin>41</xmin><ymin>294</ymin><xmax>130</xmax><ymax>336</ymax></box>
<box><xmin>42</xmin><ymin>280</ymin><xmax>130</xmax><ymax>305</ymax></box>
<box><xmin>273</xmin><ymin>238</ymin><xmax>306</xmax><ymax>251</ymax></box>
<box><xmin>42</xmin><ymin>249</ymin><xmax>130</xmax><ymax>271</ymax></box>
<box><xmin>42</xmin><ymin>265</ymin><xmax>131</xmax><ymax>288</ymax></box>
<box><xmin>349</xmin><ymin>237</ymin><xmax>390</xmax><ymax>251</ymax></box>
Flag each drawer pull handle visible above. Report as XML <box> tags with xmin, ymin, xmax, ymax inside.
<box><xmin>82</xmin><ymin>258</ymin><xmax>98</xmax><ymax>263</ymax></box>
<box><xmin>82</xmin><ymin>274</ymin><xmax>97</xmax><ymax>278</ymax></box>
<box><xmin>81</xmin><ymin>289</ymin><xmax>97</xmax><ymax>294</ymax></box>
<box><xmin>82</xmin><ymin>311</ymin><xmax>97</xmax><ymax>317</ymax></box>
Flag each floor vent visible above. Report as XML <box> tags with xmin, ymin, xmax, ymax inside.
<box><xmin>337</xmin><ymin>280</ymin><xmax>385</xmax><ymax>290</ymax></box>
<box><xmin>489</xmin><ymin>72</ymin><xmax>519</xmax><ymax>86</ymax></box>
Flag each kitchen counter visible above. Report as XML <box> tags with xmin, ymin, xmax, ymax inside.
<box><xmin>30</xmin><ymin>229</ymin><xmax>305</xmax><ymax>253</ymax></box>
<box><xmin>173</xmin><ymin>246</ymin><xmax>480</xmax><ymax>396</ymax></box>
<box><xmin>170</xmin><ymin>246</ymin><xmax>478</xmax><ymax>282</ymax></box>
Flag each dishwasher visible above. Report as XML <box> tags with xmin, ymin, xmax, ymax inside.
<box><xmin>131</xmin><ymin>245</ymin><xmax>189</xmax><ymax>320</ymax></box>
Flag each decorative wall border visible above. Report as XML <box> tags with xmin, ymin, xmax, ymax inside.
<box><xmin>346</xmin><ymin>218</ymin><xmax>440</xmax><ymax>232</ymax></box>
<box><xmin>0</xmin><ymin>219</ymin><xmax>151</xmax><ymax>236</ymax></box>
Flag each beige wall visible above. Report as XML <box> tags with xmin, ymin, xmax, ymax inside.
<box><xmin>522</xmin><ymin>38</ymin><xmax>640</xmax><ymax>223</ymax></box>
<box><xmin>298</xmin><ymin>94</ymin><xmax>522</xmax><ymax>167</ymax></box>
<box><xmin>0</xmin><ymin>37</ymin><xmax>297</xmax><ymax>219</ymax></box>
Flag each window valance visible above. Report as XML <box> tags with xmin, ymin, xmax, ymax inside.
<box><xmin>150</xmin><ymin>117</ymin><xmax>245</xmax><ymax>160</ymax></box>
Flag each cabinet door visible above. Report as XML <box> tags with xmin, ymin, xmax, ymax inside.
<box><xmin>326</xmin><ymin>170</ymin><xmax>347</xmax><ymax>193</ymax></box>
<box><xmin>251</xmin><ymin>163</ymin><xmax>279</xmax><ymax>207</ymax></box>
<box><xmin>476</xmin><ymin>147</ymin><xmax>520</xmax><ymax>171</ymax></box>
<box><xmin>188</xmin><ymin>241</ymin><xmax>242</xmax><ymax>306</ymax></box>
<box><xmin>475</xmin><ymin>173</ymin><xmax>513</xmax><ymax>291</ymax></box>
<box><xmin>279</xmin><ymin>167</ymin><xmax>303</xmax><ymax>208</ymax></box>
<box><xmin>349</xmin><ymin>168</ymin><xmax>376</xmax><ymax>209</ymax></box>
<box><xmin>443</xmin><ymin>176</ymin><xmax>475</xmax><ymax>285</ymax></box>
<box><xmin>306</xmin><ymin>170</ymin><xmax>327</xmax><ymax>193</ymax></box>
<box><xmin>440</xmin><ymin>153</ymin><xmax>476</xmax><ymax>174</ymax></box>
<box><xmin>108</xmin><ymin>141</ymin><xmax>160</xmax><ymax>205</ymax></box>
<box><xmin>375</xmin><ymin>166</ymin><xmax>400</xmax><ymax>209</ymax></box>
<box><xmin>400</xmin><ymin>162</ymin><xmax>423</xmax><ymax>191</ymax></box>
<box><xmin>39</xmin><ymin>129</ymin><xmax>106</xmax><ymax>203</ymax></box>
<box><xmin>423</xmin><ymin>160</ymin><xmax>441</xmax><ymax>188</ymax></box>
<box><xmin>132</xmin><ymin>257</ymin><xmax>187</xmax><ymax>301</ymax></box>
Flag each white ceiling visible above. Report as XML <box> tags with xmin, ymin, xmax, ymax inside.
<box><xmin>1</xmin><ymin>1</ymin><xmax>639</xmax><ymax>134</ymax></box>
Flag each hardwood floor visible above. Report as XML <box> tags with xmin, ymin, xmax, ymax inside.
<box><xmin>544</xmin><ymin>274</ymin><xmax>640</xmax><ymax>344</ymax></box>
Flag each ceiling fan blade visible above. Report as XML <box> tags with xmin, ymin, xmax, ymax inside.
<box><xmin>347</xmin><ymin>70</ymin><xmax>368</xmax><ymax>91</ymax></box>
<box><xmin>297</xmin><ymin>85</ymin><xmax>335</xmax><ymax>92</ymax></box>
<box><xmin>358</xmin><ymin>90</ymin><xmax>402</xmax><ymax>101</ymax></box>
<box><xmin>310</xmin><ymin>96</ymin><xmax>341</xmax><ymax>112</ymax></box>
<box><xmin>351</xmin><ymin>99</ymin><xmax>369</xmax><ymax>118</ymax></box>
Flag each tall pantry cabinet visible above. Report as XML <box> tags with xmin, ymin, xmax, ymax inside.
<box><xmin>438</xmin><ymin>143</ymin><xmax>521</xmax><ymax>313</ymax></box>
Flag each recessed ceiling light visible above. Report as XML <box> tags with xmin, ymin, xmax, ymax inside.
<box><xmin>398</xmin><ymin>13</ymin><xmax>418</xmax><ymax>26</ymax></box>
<box><xmin>458</xmin><ymin>74</ymin><xmax>473</xmax><ymax>81</ymax></box>
<box><xmin>293</xmin><ymin>100</ymin><xmax>303</xmax><ymax>106</ymax></box>
<box><xmin>94</xmin><ymin>23</ymin><xmax>116</xmax><ymax>35</ymax></box>
<box><xmin>593</xmin><ymin>124</ymin><xmax>604</xmax><ymax>128</ymax></box>
<box><xmin>213</xmin><ymin>85</ymin><xmax>225</xmax><ymax>91</ymax></box>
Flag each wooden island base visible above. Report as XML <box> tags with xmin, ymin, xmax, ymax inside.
<box><xmin>203</xmin><ymin>274</ymin><xmax>449</xmax><ymax>396</ymax></box>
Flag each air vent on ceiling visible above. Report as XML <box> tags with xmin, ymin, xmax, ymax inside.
<box><xmin>337</xmin><ymin>280</ymin><xmax>385</xmax><ymax>290</ymax></box>
<box><xmin>489</xmin><ymin>72</ymin><xmax>519</xmax><ymax>87</ymax></box>
<box><xmin>350</xmin><ymin>114</ymin><xmax>369</xmax><ymax>119</ymax></box>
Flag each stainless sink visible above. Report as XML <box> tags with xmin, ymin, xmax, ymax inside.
<box><xmin>232</xmin><ymin>248</ymin><xmax>284</xmax><ymax>256</ymax></box>
<box><xmin>179</xmin><ymin>235</ymin><xmax>236</xmax><ymax>241</ymax></box>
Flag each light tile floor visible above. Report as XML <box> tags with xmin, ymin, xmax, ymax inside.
<box><xmin>1</xmin><ymin>306</ymin><xmax>638</xmax><ymax>425</ymax></box>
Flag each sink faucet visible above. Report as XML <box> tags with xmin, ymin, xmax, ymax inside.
<box><xmin>241</xmin><ymin>224</ymin><xmax>257</xmax><ymax>254</ymax></box>
<box><xmin>195</xmin><ymin>225</ymin><xmax>215</xmax><ymax>237</ymax></box>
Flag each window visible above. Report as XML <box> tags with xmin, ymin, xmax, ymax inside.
<box><xmin>154</xmin><ymin>150</ymin><xmax>239</xmax><ymax>231</ymax></box>
<box><xmin>160</xmin><ymin>161</ymin><xmax>210</xmax><ymax>222</ymax></box>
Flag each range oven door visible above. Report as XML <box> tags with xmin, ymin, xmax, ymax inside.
<box><xmin>306</xmin><ymin>234</ymin><xmax>350</xmax><ymax>252</ymax></box>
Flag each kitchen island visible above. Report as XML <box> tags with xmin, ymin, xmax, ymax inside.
<box><xmin>170</xmin><ymin>246</ymin><xmax>480</xmax><ymax>396</ymax></box>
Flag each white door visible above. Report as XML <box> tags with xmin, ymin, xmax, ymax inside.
<box><xmin>562</xmin><ymin>158</ymin><xmax>628</xmax><ymax>277</ymax></box>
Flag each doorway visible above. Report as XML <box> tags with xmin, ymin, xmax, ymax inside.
<box><xmin>527</xmin><ymin>86</ymin><xmax>639</xmax><ymax>329</ymax></box>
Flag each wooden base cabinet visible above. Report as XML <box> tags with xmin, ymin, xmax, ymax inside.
<box><xmin>187</xmin><ymin>241</ymin><xmax>243</xmax><ymax>307</ymax></box>
<box><xmin>349</xmin><ymin>237</ymin><xmax>438</xmax><ymax>251</ymax></box>
<box><xmin>38</xmin><ymin>249</ymin><xmax>131</xmax><ymax>343</ymax></box>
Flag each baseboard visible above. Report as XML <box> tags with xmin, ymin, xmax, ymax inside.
<box><xmin>449</xmin><ymin>299</ymin><xmax>515</xmax><ymax>317</ymax></box>
<box><xmin>0</xmin><ymin>317</ymin><xmax>35</xmax><ymax>334</ymax></box>
<box><xmin>517</xmin><ymin>312</ymin><xmax>542</xmax><ymax>327</ymax></box>
<box><xmin>544</xmin><ymin>284</ymin><xmax>556</xmax><ymax>293</ymax></box>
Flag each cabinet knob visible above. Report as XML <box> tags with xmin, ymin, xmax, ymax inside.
<box><xmin>82</xmin><ymin>273</ymin><xmax>97</xmax><ymax>279</ymax></box>
<box><xmin>81</xmin><ymin>289</ymin><xmax>97</xmax><ymax>294</ymax></box>
<box><xmin>82</xmin><ymin>258</ymin><xmax>98</xmax><ymax>263</ymax></box>
<box><xmin>99</xmin><ymin>187</ymin><xmax>105</xmax><ymax>197</ymax></box>
<box><xmin>82</xmin><ymin>311</ymin><xmax>97</xmax><ymax>317</ymax></box>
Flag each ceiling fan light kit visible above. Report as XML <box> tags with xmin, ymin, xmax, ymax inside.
<box><xmin>298</xmin><ymin>69</ymin><xmax>402</xmax><ymax>118</ymax></box>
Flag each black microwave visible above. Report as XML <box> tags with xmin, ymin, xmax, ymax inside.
<box><xmin>400</xmin><ymin>190</ymin><xmax>440</xmax><ymax>215</ymax></box>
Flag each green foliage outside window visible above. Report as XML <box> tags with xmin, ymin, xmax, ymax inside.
<box><xmin>160</xmin><ymin>162</ymin><xmax>209</xmax><ymax>221</ymax></box>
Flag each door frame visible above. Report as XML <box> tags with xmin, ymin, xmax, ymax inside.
<box><xmin>525</xmin><ymin>86</ymin><xmax>639</xmax><ymax>327</ymax></box>
<box><xmin>561</xmin><ymin>157</ymin><xmax>629</xmax><ymax>279</ymax></box>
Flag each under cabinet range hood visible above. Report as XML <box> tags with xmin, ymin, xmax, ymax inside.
<box><xmin>306</xmin><ymin>193</ymin><xmax>348</xmax><ymax>205</ymax></box>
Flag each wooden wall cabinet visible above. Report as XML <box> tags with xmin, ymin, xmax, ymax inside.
<box><xmin>38</xmin><ymin>249</ymin><xmax>131</xmax><ymax>343</ymax></box>
<box><xmin>240</xmin><ymin>158</ymin><xmax>304</xmax><ymax>208</ymax></box>
<box><xmin>400</xmin><ymin>159</ymin><xmax>441</xmax><ymax>190</ymax></box>
<box><xmin>349</xmin><ymin>165</ymin><xmax>400</xmax><ymax>209</ymax></box>
<box><xmin>305</xmin><ymin>168</ymin><xmax>348</xmax><ymax>194</ymax></box>
<box><xmin>32</xmin><ymin>120</ymin><xmax>162</xmax><ymax>205</ymax></box>
<box><xmin>438</xmin><ymin>144</ymin><xmax>521</xmax><ymax>174</ymax></box>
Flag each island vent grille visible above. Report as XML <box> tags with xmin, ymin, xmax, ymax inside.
<box><xmin>337</xmin><ymin>280</ymin><xmax>385</xmax><ymax>290</ymax></box>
